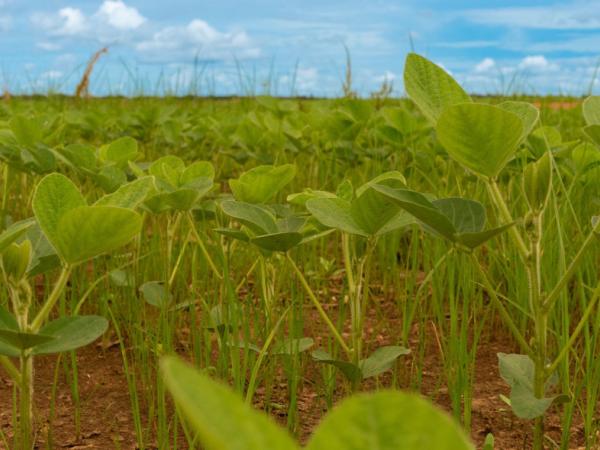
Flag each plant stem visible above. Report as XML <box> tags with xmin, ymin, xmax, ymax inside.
<box><xmin>286</xmin><ymin>253</ymin><xmax>352</xmax><ymax>358</ymax></box>
<box><xmin>19</xmin><ymin>353</ymin><xmax>32</xmax><ymax>450</ymax></box>
<box><xmin>470</xmin><ymin>254</ymin><xmax>532</xmax><ymax>357</ymax></box>
<box><xmin>31</xmin><ymin>265</ymin><xmax>72</xmax><ymax>332</ymax></box>
<box><xmin>186</xmin><ymin>213</ymin><xmax>222</xmax><ymax>279</ymax></box>
<box><xmin>0</xmin><ymin>356</ymin><xmax>20</xmax><ymax>384</ymax></box>
<box><xmin>487</xmin><ymin>179</ymin><xmax>530</xmax><ymax>261</ymax></box>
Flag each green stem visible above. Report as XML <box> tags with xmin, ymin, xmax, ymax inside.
<box><xmin>470</xmin><ymin>254</ymin><xmax>533</xmax><ymax>357</ymax></box>
<box><xmin>31</xmin><ymin>265</ymin><xmax>72</xmax><ymax>332</ymax></box>
<box><xmin>0</xmin><ymin>356</ymin><xmax>20</xmax><ymax>384</ymax></box>
<box><xmin>186</xmin><ymin>213</ymin><xmax>222</xmax><ymax>279</ymax></box>
<box><xmin>19</xmin><ymin>353</ymin><xmax>32</xmax><ymax>450</ymax></box>
<box><xmin>286</xmin><ymin>253</ymin><xmax>352</xmax><ymax>358</ymax></box>
<box><xmin>487</xmin><ymin>179</ymin><xmax>530</xmax><ymax>262</ymax></box>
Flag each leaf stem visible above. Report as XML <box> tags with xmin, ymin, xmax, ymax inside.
<box><xmin>31</xmin><ymin>265</ymin><xmax>72</xmax><ymax>332</ymax></box>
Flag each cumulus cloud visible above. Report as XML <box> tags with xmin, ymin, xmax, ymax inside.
<box><xmin>136</xmin><ymin>19</ymin><xmax>260</xmax><ymax>62</ymax></box>
<box><xmin>31</xmin><ymin>0</ymin><xmax>146</xmax><ymax>41</ymax></box>
<box><xmin>475</xmin><ymin>57</ymin><xmax>495</xmax><ymax>73</ymax></box>
<box><xmin>518</xmin><ymin>55</ymin><xmax>559</xmax><ymax>71</ymax></box>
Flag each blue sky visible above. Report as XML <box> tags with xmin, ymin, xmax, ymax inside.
<box><xmin>0</xmin><ymin>0</ymin><xmax>599</xmax><ymax>96</ymax></box>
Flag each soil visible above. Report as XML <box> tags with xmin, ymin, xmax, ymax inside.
<box><xmin>0</xmin><ymin>287</ymin><xmax>591</xmax><ymax>450</ymax></box>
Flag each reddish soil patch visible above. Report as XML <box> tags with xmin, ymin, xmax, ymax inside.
<box><xmin>533</xmin><ymin>101</ymin><xmax>580</xmax><ymax>111</ymax></box>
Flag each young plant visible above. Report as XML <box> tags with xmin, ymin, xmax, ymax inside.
<box><xmin>404</xmin><ymin>53</ymin><xmax>600</xmax><ymax>449</ymax></box>
<box><xmin>160</xmin><ymin>355</ymin><xmax>474</xmax><ymax>450</ymax></box>
<box><xmin>0</xmin><ymin>173</ymin><xmax>142</xmax><ymax>449</ymax></box>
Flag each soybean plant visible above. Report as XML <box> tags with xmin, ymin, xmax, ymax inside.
<box><xmin>402</xmin><ymin>53</ymin><xmax>600</xmax><ymax>449</ymax></box>
<box><xmin>0</xmin><ymin>173</ymin><xmax>142</xmax><ymax>449</ymax></box>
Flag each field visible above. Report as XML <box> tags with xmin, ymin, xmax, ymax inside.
<box><xmin>0</xmin><ymin>54</ymin><xmax>599</xmax><ymax>450</ymax></box>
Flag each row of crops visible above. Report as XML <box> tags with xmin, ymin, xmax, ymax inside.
<box><xmin>0</xmin><ymin>53</ymin><xmax>599</xmax><ymax>449</ymax></box>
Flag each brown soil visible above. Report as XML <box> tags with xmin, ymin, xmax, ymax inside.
<box><xmin>0</xmin><ymin>290</ymin><xmax>591</xmax><ymax>449</ymax></box>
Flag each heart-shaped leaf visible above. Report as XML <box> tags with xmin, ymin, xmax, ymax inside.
<box><xmin>436</xmin><ymin>103</ymin><xmax>524</xmax><ymax>178</ymax></box>
<box><xmin>229</xmin><ymin>164</ymin><xmax>296</xmax><ymax>204</ymax></box>
<box><xmin>52</xmin><ymin>206</ymin><xmax>142</xmax><ymax>264</ymax></box>
<box><xmin>403</xmin><ymin>53</ymin><xmax>472</xmax><ymax>125</ymax></box>
<box><xmin>584</xmin><ymin>124</ymin><xmax>600</xmax><ymax>147</ymax></box>
<box><xmin>95</xmin><ymin>176</ymin><xmax>154</xmax><ymax>209</ymax></box>
<box><xmin>32</xmin><ymin>316</ymin><xmax>108</xmax><ymax>355</ymax></box>
<box><xmin>306</xmin><ymin>198</ymin><xmax>368</xmax><ymax>236</ymax></box>
<box><xmin>160</xmin><ymin>356</ymin><xmax>298</xmax><ymax>450</ymax></box>
<box><xmin>98</xmin><ymin>136</ymin><xmax>138</xmax><ymax>166</ymax></box>
<box><xmin>306</xmin><ymin>391</ymin><xmax>474</xmax><ymax>450</ymax></box>
<box><xmin>220</xmin><ymin>200</ymin><xmax>278</xmax><ymax>235</ymax></box>
<box><xmin>32</xmin><ymin>173</ymin><xmax>86</xmax><ymax>248</ymax></box>
<box><xmin>497</xmin><ymin>101</ymin><xmax>539</xmax><ymax>143</ymax></box>
<box><xmin>311</xmin><ymin>349</ymin><xmax>363</xmax><ymax>384</ymax></box>
<box><xmin>140</xmin><ymin>281</ymin><xmax>169</xmax><ymax>307</ymax></box>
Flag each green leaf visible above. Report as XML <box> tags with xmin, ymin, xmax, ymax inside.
<box><xmin>311</xmin><ymin>349</ymin><xmax>363</xmax><ymax>383</ymax></box>
<box><xmin>360</xmin><ymin>345</ymin><xmax>410</xmax><ymax>379</ymax></box>
<box><xmin>229</xmin><ymin>164</ymin><xmax>296</xmax><ymax>203</ymax></box>
<box><xmin>306</xmin><ymin>391</ymin><xmax>474</xmax><ymax>450</ymax></box>
<box><xmin>306</xmin><ymin>197</ymin><xmax>367</xmax><ymax>236</ymax></box>
<box><xmin>180</xmin><ymin>161</ymin><xmax>215</xmax><ymax>187</ymax></box>
<box><xmin>583</xmin><ymin>124</ymin><xmax>600</xmax><ymax>147</ymax></box>
<box><xmin>32</xmin><ymin>316</ymin><xmax>108</xmax><ymax>355</ymax></box>
<box><xmin>95</xmin><ymin>176</ymin><xmax>154</xmax><ymax>209</ymax></box>
<box><xmin>53</xmin><ymin>206</ymin><xmax>142</xmax><ymax>264</ymax></box>
<box><xmin>59</xmin><ymin>144</ymin><xmax>97</xmax><ymax>173</ymax></box>
<box><xmin>0</xmin><ymin>220</ymin><xmax>33</xmax><ymax>254</ymax></box>
<box><xmin>287</xmin><ymin>189</ymin><xmax>336</xmax><ymax>207</ymax></box>
<box><xmin>497</xmin><ymin>101</ymin><xmax>539</xmax><ymax>143</ymax></box>
<box><xmin>432</xmin><ymin>198</ymin><xmax>485</xmax><ymax>234</ymax></box>
<box><xmin>250</xmin><ymin>232</ymin><xmax>303</xmax><ymax>252</ymax></box>
<box><xmin>457</xmin><ymin>223</ymin><xmax>514</xmax><ymax>249</ymax></box>
<box><xmin>523</xmin><ymin>152</ymin><xmax>552</xmax><ymax>211</ymax></box>
<box><xmin>403</xmin><ymin>53</ymin><xmax>471</xmax><ymax>125</ymax></box>
<box><xmin>10</xmin><ymin>115</ymin><xmax>42</xmax><ymax>147</ymax></box>
<box><xmin>0</xmin><ymin>305</ymin><xmax>19</xmax><ymax>357</ymax></box>
<box><xmin>32</xmin><ymin>173</ymin><xmax>86</xmax><ymax>250</ymax></box>
<box><xmin>583</xmin><ymin>96</ymin><xmax>600</xmax><ymax>125</ymax></box>
<box><xmin>98</xmin><ymin>136</ymin><xmax>138</xmax><ymax>166</ymax></box>
<box><xmin>0</xmin><ymin>329</ymin><xmax>54</xmax><ymax>351</ymax></box>
<box><xmin>160</xmin><ymin>356</ymin><xmax>298</xmax><ymax>450</ymax></box>
<box><xmin>140</xmin><ymin>281</ymin><xmax>169</xmax><ymax>307</ymax></box>
<box><xmin>2</xmin><ymin>240</ymin><xmax>32</xmax><ymax>281</ymax></box>
<box><xmin>150</xmin><ymin>155</ymin><xmax>185</xmax><ymax>187</ymax></box>
<box><xmin>436</xmin><ymin>103</ymin><xmax>523</xmax><ymax>178</ymax></box>
<box><xmin>508</xmin><ymin>382</ymin><xmax>555</xmax><ymax>420</ymax></box>
<box><xmin>371</xmin><ymin>186</ymin><xmax>456</xmax><ymax>241</ymax></box>
<box><xmin>220</xmin><ymin>200</ymin><xmax>278</xmax><ymax>235</ymax></box>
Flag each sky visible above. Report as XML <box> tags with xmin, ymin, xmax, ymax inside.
<box><xmin>0</xmin><ymin>0</ymin><xmax>600</xmax><ymax>96</ymax></box>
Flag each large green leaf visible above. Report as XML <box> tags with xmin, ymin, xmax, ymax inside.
<box><xmin>98</xmin><ymin>136</ymin><xmax>138</xmax><ymax>166</ymax></box>
<box><xmin>306</xmin><ymin>197</ymin><xmax>367</xmax><ymax>236</ymax></box>
<box><xmin>457</xmin><ymin>223</ymin><xmax>514</xmax><ymax>249</ymax></box>
<box><xmin>403</xmin><ymin>53</ymin><xmax>471</xmax><ymax>125</ymax></box>
<box><xmin>583</xmin><ymin>124</ymin><xmax>600</xmax><ymax>147</ymax></box>
<box><xmin>53</xmin><ymin>206</ymin><xmax>142</xmax><ymax>264</ymax></box>
<box><xmin>583</xmin><ymin>96</ymin><xmax>600</xmax><ymax>125</ymax></box>
<box><xmin>32</xmin><ymin>316</ymin><xmax>108</xmax><ymax>355</ymax></box>
<box><xmin>371</xmin><ymin>186</ymin><xmax>455</xmax><ymax>241</ymax></box>
<box><xmin>432</xmin><ymin>198</ymin><xmax>485</xmax><ymax>234</ymax></box>
<box><xmin>498</xmin><ymin>101</ymin><xmax>539</xmax><ymax>143</ymax></box>
<box><xmin>436</xmin><ymin>103</ymin><xmax>523</xmax><ymax>178</ymax></box>
<box><xmin>250</xmin><ymin>232</ymin><xmax>303</xmax><ymax>252</ymax></box>
<box><xmin>32</xmin><ymin>173</ymin><xmax>86</xmax><ymax>249</ymax></box>
<box><xmin>160</xmin><ymin>356</ymin><xmax>298</xmax><ymax>450</ymax></box>
<box><xmin>0</xmin><ymin>329</ymin><xmax>54</xmax><ymax>351</ymax></box>
<box><xmin>229</xmin><ymin>164</ymin><xmax>296</xmax><ymax>204</ymax></box>
<box><xmin>95</xmin><ymin>176</ymin><xmax>154</xmax><ymax>209</ymax></box>
<box><xmin>311</xmin><ymin>349</ymin><xmax>363</xmax><ymax>384</ymax></box>
<box><xmin>220</xmin><ymin>200</ymin><xmax>278</xmax><ymax>235</ymax></box>
<box><xmin>306</xmin><ymin>391</ymin><xmax>474</xmax><ymax>450</ymax></box>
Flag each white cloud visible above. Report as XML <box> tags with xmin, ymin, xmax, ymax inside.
<box><xmin>42</xmin><ymin>70</ymin><xmax>63</xmax><ymax>80</ymax></box>
<box><xmin>518</xmin><ymin>55</ymin><xmax>559</xmax><ymax>71</ymax></box>
<box><xmin>464</xmin><ymin>3</ymin><xmax>600</xmax><ymax>30</ymax></box>
<box><xmin>475</xmin><ymin>57</ymin><xmax>495</xmax><ymax>73</ymax></box>
<box><xmin>31</xmin><ymin>1</ymin><xmax>146</xmax><ymax>42</ymax></box>
<box><xmin>374</xmin><ymin>70</ymin><xmax>396</xmax><ymax>83</ymax></box>
<box><xmin>95</xmin><ymin>0</ymin><xmax>145</xmax><ymax>30</ymax></box>
<box><xmin>136</xmin><ymin>19</ymin><xmax>259</xmax><ymax>62</ymax></box>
